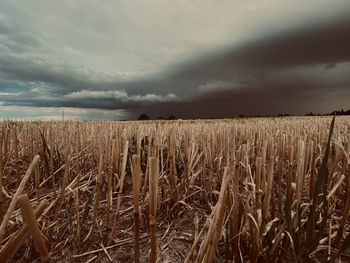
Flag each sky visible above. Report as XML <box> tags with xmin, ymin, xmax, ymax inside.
<box><xmin>0</xmin><ymin>0</ymin><xmax>349</xmax><ymax>120</ymax></box>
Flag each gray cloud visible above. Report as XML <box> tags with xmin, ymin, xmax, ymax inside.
<box><xmin>129</xmin><ymin>80</ymin><xmax>350</xmax><ymax>119</ymax></box>
<box><xmin>325</xmin><ymin>63</ymin><xmax>337</xmax><ymax>70</ymax></box>
<box><xmin>127</xmin><ymin>13</ymin><xmax>350</xmax><ymax>117</ymax></box>
<box><xmin>0</xmin><ymin>0</ymin><xmax>350</xmax><ymax>119</ymax></box>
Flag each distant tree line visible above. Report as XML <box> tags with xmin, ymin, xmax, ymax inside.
<box><xmin>305</xmin><ymin>109</ymin><xmax>350</xmax><ymax>116</ymax></box>
<box><xmin>137</xmin><ymin>113</ymin><xmax>176</xmax><ymax>120</ymax></box>
<box><xmin>137</xmin><ymin>109</ymin><xmax>350</xmax><ymax>120</ymax></box>
<box><xmin>137</xmin><ymin>114</ymin><xmax>150</xmax><ymax>120</ymax></box>
<box><xmin>328</xmin><ymin>109</ymin><xmax>350</xmax><ymax>116</ymax></box>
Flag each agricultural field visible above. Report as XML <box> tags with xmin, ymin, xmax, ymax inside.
<box><xmin>0</xmin><ymin>116</ymin><xmax>349</xmax><ymax>262</ymax></box>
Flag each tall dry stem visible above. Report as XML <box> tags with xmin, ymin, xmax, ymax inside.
<box><xmin>17</xmin><ymin>194</ymin><xmax>50</xmax><ymax>262</ymax></box>
<box><xmin>0</xmin><ymin>155</ymin><xmax>40</xmax><ymax>241</ymax></box>
<box><xmin>132</xmin><ymin>154</ymin><xmax>141</xmax><ymax>263</ymax></box>
<box><xmin>149</xmin><ymin>157</ymin><xmax>159</xmax><ymax>263</ymax></box>
<box><xmin>0</xmin><ymin>199</ymin><xmax>49</xmax><ymax>263</ymax></box>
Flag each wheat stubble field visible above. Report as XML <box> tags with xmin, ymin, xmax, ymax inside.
<box><xmin>0</xmin><ymin>116</ymin><xmax>349</xmax><ymax>262</ymax></box>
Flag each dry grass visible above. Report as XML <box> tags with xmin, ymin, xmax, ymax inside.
<box><xmin>0</xmin><ymin>116</ymin><xmax>349</xmax><ymax>262</ymax></box>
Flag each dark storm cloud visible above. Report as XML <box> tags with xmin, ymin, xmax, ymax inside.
<box><xmin>119</xmin><ymin>13</ymin><xmax>350</xmax><ymax>101</ymax></box>
<box><xmin>129</xmin><ymin>76</ymin><xmax>350</xmax><ymax>119</ymax></box>
<box><xmin>1</xmin><ymin>4</ymin><xmax>350</xmax><ymax>118</ymax></box>
<box><xmin>167</xmin><ymin>14</ymin><xmax>350</xmax><ymax>79</ymax></box>
<box><xmin>0</xmin><ymin>97</ymin><xmax>127</xmax><ymax>110</ymax></box>
<box><xmin>0</xmin><ymin>51</ymin><xmax>176</xmax><ymax>99</ymax></box>
<box><xmin>127</xmin><ymin>14</ymin><xmax>350</xmax><ymax>117</ymax></box>
<box><xmin>0</xmin><ymin>94</ymin><xmax>175</xmax><ymax>110</ymax></box>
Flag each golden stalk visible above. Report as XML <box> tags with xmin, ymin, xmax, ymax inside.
<box><xmin>196</xmin><ymin>166</ymin><xmax>232</xmax><ymax>262</ymax></box>
<box><xmin>75</xmin><ymin>188</ymin><xmax>81</xmax><ymax>244</ymax></box>
<box><xmin>262</xmin><ymin>156</ymin><xmax>274</xmax><ymax>231</ymax></box>
<box><xmin>0</xmin><ymin>199</ymin><xmax>49</xmax><ymax>263</ymax></box>
<box><xmin>334</xmin><ymin>161</ymin><xmax>350</xmax><ymax>247</ymax></box>
<box><xmin>106</xmin><ymin>139</ymin><xmax>116</xmax><ymax>233</ymax></box>
<box><xmin>149</xmin><ymin>157</ymin><xmax>159</xmax><ymax>263</ymax></box>
<box><xmin>0</xmin><ymin>155</ymin><xmax>40</xmax><ymax>241</ymax></box>
<box><xmin>0</xmin><ymin>127</ymin><xmax>3</xmax><ymax>225</ymax></box>
<box><xmin>14</xmin><ymin>127</ymin><xmax>20</xmax><ymax>186</ymax></box>
<box><xmin>109</xmin><ymin>140</ymin><xmax>129</xmax><ymax>242</ymax></box>
<box><xmin>17</xmin><ymin>194</ymin><xmax>50</xmax><ymax>262</ymax></box>
<box><xmin>132</xmin><ymin>154</ymin><xmax>141</xmax><ymax>263</ymax></box>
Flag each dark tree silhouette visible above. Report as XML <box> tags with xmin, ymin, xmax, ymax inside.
<box><xmin>330</xmin><ymin>109</ymin><xmax>350</xmax><ymax>116</ymax></box>
<box><xmin>138</xmin><ymin>113</ymin><xmax>150</xmax><ymax>120</ymax></box>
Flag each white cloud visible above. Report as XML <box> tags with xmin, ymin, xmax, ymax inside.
<box><xmin>0</xmin><ymin>88</ymin><xmax>40</xmax><ymax>98</ymax></box>
<box><xmin>0</xmin><ymin>92</ymin><xmax>21</xmax><ymax>96</ymax></box>
<box><xmin>64</xmin><ymin>89</ymin><xmax>178</xmax><ymax>103</ymax></box>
